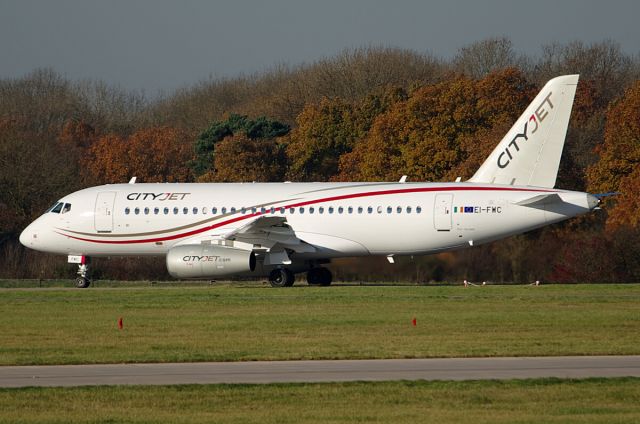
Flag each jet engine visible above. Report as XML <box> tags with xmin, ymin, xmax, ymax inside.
<box><xmin>166</xmin><ymin>244</ymin><xmax>256</xmax><ymax>279</ymax></box>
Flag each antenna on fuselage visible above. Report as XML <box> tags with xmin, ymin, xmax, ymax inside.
<box><xmin>128</xmin><ymin>176</ymin><xmax>137</xmax><ymax>184</ymax></box>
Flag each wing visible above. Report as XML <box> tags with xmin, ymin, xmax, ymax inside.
<box><xmin>221</xmin><ymin>215</ymin><xmax>316</xmax><ymax>265</ymax></box>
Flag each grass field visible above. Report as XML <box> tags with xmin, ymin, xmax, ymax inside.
<box><xmin>1</xmin><ymin>378</ymin><xmax>640</xmax><ymax>423</ymax></box>
<box><xmin>0</xmin><ymin>282</ymin><xmax>638</xmax><ymax>365</ymax></box>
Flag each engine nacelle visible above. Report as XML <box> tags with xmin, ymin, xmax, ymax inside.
<box><xmin>166</xmin><ymin>244</ymin><xmax>256</xmax><ymax>279</ymax></box>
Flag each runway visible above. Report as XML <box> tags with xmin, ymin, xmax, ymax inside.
<box><xmin>2</xmin><ymin>356</ymin><xmax>640</xmax><ymax>388</ymax></box>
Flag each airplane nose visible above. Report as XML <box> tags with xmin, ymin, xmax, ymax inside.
<box><xmin>19</xmin><ymin>225</ymin><xmax>35</xmax><ymax>247</ymax></box>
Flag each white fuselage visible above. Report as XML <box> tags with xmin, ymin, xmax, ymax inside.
<box><xmin>20</xmin><ymin>181</ymin><xmax>596</xmax><ymax>261</ymax></box>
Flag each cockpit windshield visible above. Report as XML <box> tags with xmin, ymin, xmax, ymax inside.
<box><xmin>48</xmin><ymin>202</ymin><xmax>71</xmax><ymax>214</ymax></box>
<box><xmin>49</xmin><ymin>203</ymin><xmax>63</xmax><ymax>214</ymax></box>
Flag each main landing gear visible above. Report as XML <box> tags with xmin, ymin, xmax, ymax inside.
<box><xmin>306</xmin><ymin>267</ymin><xmax>332</xmax><ymax>286</ymax></box>
<box><xmin>75</xmin><ymin>257</ymin><xmax>91</xmax><ymax>288</ymax></box>
<box><xmin>269</xmin><ymin>268</ymin><xmax>295</xmax><ymax>287</ymax></box>
<box><xmin>268</xmin><ymin>267</ymin><xmax>333</xmax><ymax>287</ymax></box>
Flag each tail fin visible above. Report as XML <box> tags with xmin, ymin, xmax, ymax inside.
<box><xmin>469</xmin><ymin>75</ymin><xmax>579</xmax><ymax>188</ymax></box>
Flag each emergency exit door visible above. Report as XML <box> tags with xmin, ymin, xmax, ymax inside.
<box><xmin>434</xmin><ymin>194</ymin><xmax>453</xmax><ymax>231</ymax></box>
<box><xmin>95</xmin><ymin>191</ymin><xmax>116</xmax><ymax>232</ymax></box>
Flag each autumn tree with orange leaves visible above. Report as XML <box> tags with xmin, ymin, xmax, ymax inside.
<box><xmin>588</xmin><ymin>80</ymin><xmax>640</xmax><ymax>229</ymax></box>
<box><xmin>212</xmin><ymin>134</ymin><xmax>286</xmax><ymax>182</ymax></box>
<box><xmin>86</xmin><ymin>127</ymin><xmax>194</xmax><ymax>184</ymax></box>
<box><xmin>337</xmin><ymin>69</ymin><xmax>534</xmax><ymax>182</ymax></box>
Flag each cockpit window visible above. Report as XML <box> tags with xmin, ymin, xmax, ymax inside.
<box><xmin>50</xmin><ymin>203</ymin><xmax>63</xmax><ymax>214</ymax></box>
<box><xmin>61</xmin><ymin>203</ymin><xmax>71</xmax><ymax>214</ymax></box>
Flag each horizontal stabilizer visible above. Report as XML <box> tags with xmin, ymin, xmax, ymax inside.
<box><xmin>514</xmin><ymin>193</ymin><xmax>562</xmax><ymax>207</ymax></box>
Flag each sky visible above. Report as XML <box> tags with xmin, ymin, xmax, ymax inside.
<box><xmin>1</xmin><ymin>0</ymin><xmax>638</xmax><ymax>94</ymax></box>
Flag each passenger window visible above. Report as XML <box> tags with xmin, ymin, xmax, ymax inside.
<box><xmin>338</xmin><ymin>207</ymin><xmax>344</xmax><ymax>214</ymax></box>
<box><xmin>144</xmin><ymin>207</ymin><xmax>149</xmax><ymax>215</ymax></box>
<box><xmin>164</xmin><ymin>207</ymin><xmax>169</xmax><ymax>215</ymax></box>
<box><xmin>251</xmin><ymin>207</ymin><xmax>257</xmax><ymax>213</ymax></box>
<box><xmin>221</xmin><ymin>207</ymin><xmax>227</xmax><ymax>214</ymax></box>
<box><xmin>319</xmin><ymin>207</ymin><xmax>324</xmax><ymax>214</ymax></box>
<box><xmin>183</xmin><ymin>207</ymin><xmax>188</xmax><ymax>215</ymax></box>
<box><xmin>377</xmin><ymin>206</ymin><xmax>383</xmax><ymax>214</ymax></box>
<box><xmin>367</xmin><ymin>206</ymin><xmax>373</xmax><ymax>214</ymax></box>
<box><xmin>397</xmin><ymin>206</ymin><xmax>402</xmax><ymax>214</ymax></box>
<box><xmin>231</xmin><ymin>207</ymin><xmax>236</xmax><ymax>213</ymax></box>
<box><xmin>173</xmin><ymin>207</ymin><xmax>179</xmax><ymax>215</ymax></box>
<box><xmin>358</xmin><ymin>207</ymin><xmax>363</xmax><ymax>214</ymax></box>
<box><xmin>154</xmin><ymin>207</ymin><xmax>159</xmax><ymax>215</ymax></box>
<box><xmin>50</xmin><ymin>203</ymin><xmax>63</xmax><ymax>214</ymax></box>
<box><xmin>203</xmin><ymin>207</ymin><xmax>208</xmax><ymax>214</ymax></box>
<box><xmin>299</xmin><ymin>207</ymin><xmax>304</xmax><ymax>214</ymax></box>
<box><xmin>407</xmin><ymin>206</ymin><xmax>412</xmax><ymax>213</ymax></box>
<box><xmin>61</xmin><ymin>203</ymin><xmax>71</xmax><ymax>214</ymax></box>
<box><xmin>270</xmin><ymin>207</ymin><xmax>275</xmax><ymax>214</ymax></box>
<box><xmin>348</xmin><ymin>207</ymin><xmax>353</xmax><ymax>214</ymax></box>
<box><xmin>309</xmin><ymin>207</ymin><xmax>315</xmax><ymax>214</ymax></box>
<box><xmin>134</xmin><ymin>207</ymin><xmax>140</xmax><ymax>215</ymax></box>
<box><xmin>212</xmin><ymin>207</ymin><xmax>218</xmax><ymax>214</ymax></box>
<box><xmin>261</xmin><ymin>207</ymin><xmax>266</xmax><ymax>214</ymax></box>
<box><xmin>289</xmin><ymin>208</ymin><xmax>294</xmax><ymax>214</ymax></box>
<box><xmin>416</xmin><ymin>206</ymin><xmax>422</xmax><ymax>214</ymax></box>
<box><xmin>280</xmin><ymin>207</ymin><xmax>285</xmax><ymax>214</ymax></box>
<box><xmin>387</xmin><ymin>206</ymin><xmax>392</xmax><ymax>214</ymax></box>
<box><xmin>193</xmin><ymin>207</ymin><xmax>198</xmax><ymax>214</ymax></box>
<box><xmin>125</xmin><ymin>207</ymin><xmax>130</xmax><ymax>215</ymax></box>
<box><xmin>328</xmin><ymin>207</ymin><xmax>334</xmax><ymax>214</ymax></box>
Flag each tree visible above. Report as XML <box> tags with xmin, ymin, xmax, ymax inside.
<box><xmin>86</xmin><ymin>127</ymin><xmax>194</xmax><ymax>184</ymax></box>
<box><xmin>212</xmin><ymin>134</ymin><xmax>286</xmax><ymax>182</ymax></box>
<box><xmin>0</xmin><ymin>120</ymin><xmax>80</xmax><ymax>243</ymax></box>
<box><xmin>285</xmin><ymin>89</ymin><xmax>405</xmax><ymax>182</ymax></box>
<box><xmin>338</xmin><ymin>69</ymin><xmax>534</xmax><ymax>182</ymax></box>
<box><xmin>191</xmin><ymin>114</ymin><xmax>289</xmax><ymax>179</ymax></box>
<box><xmin>587</xmin><ymin>81</ymin><xmax>640</xmax><ymax>215</ymax></box>
<box><xmin>453</xmin><ymin>37</ymin><xmax>518</xmax><ymax>79</ymax></box>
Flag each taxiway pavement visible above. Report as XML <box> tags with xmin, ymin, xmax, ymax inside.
<box><xmin>2</xmin><ymin>356</ymin><xmax>640</xmax><ymax>388</ymax></box>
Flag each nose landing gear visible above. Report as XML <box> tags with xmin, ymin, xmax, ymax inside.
<box><xmin>71</xmin><ymin>255</ymin><xmax>91</xmax><ymax>288</ymax></box>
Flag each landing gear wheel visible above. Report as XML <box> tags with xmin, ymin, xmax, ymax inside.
<box><xmin>75</xmin><ymin>257</ymin><xmax>91</xmax><ymax>289</ymax></box>
<box><xmin>269</xmin><ymin>268</ymin><xmax>295</xmax><ymax>287</ymax></box>
<box><xmin>75</xmin><ymin>277</ymin><xmax>91</xmax><ymax>288</ymax></box>
<box><xmin>307</xmin><ymin>267</ymin><xmax>332</xmax><ymax>286</ymax></box>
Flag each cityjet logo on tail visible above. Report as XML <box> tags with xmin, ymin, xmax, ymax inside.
<box><xmin>126</xmin><ymin>192</ymin><xmax>190</xmax><ymax>201</ymax></box>
<box><xmin>497</xmin><ymin>92</ymin><xmax>554</xmax><ymax>169</ymax></box>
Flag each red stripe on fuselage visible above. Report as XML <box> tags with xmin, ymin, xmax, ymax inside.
<box><xmin>57</xmin><ymin>186</ymin><xmax>554</xmax><ymax>245</ymax></box>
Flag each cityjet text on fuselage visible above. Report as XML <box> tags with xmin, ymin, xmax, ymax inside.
<box><xmin>497</xmin><ymin>92</ymin><xmax>554</xmax><ymax>169</ymax></box>
<box><xmin>126</xmin><ymin>192</ymin><xmax>190</xmax><ymax>201</ymax></box>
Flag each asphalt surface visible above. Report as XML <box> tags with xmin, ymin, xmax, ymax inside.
<box><xmin>2</xmin><ymin>356</ymin><xmax>640</xmax><ymax>388</ymax></box>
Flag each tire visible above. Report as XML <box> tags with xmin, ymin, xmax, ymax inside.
<box><xmin>318</xmin><ymin>267</ymin><xmax>333</xmax><ymax>286</ymax></box>
<box><xmin>306</xmin><ymin>268</ymin><xmax>322</xmax><ymax>285</ymax></box>
<box><xmin>269</xmin><ymin>268</ymin><xmax>295</xmax><ymax>287</ymax></box>
<box><xmin>75</xmin><ymin>277</ymin><xmax>91</xmax><ymax>288</ymax></box>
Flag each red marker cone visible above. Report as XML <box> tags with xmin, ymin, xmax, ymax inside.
<box><xmin>118</xmin><ymin>317</ymin><xmax>123</xmax><ymax>330</ymax></box>
<box><xmin>412</xmin><ymin>317</ymin><xmax>417</xmax><ymax>326</ymax></box>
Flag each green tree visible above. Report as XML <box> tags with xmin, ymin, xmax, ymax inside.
<box><xmin>191</xmin><ymin>114</ymin><xmax>289</xmax><ymax>179</ymax></box>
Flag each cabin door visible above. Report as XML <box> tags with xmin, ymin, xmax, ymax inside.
<box><xmin>94</xmin><ymin>191</ymin><xmax>116</xmax><ymax>232</ymax></box>
<box><xmin>433</xmin><ymin>194</ymin><xmax>453</xmax><ymax>231</ymax></box>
